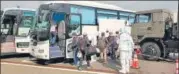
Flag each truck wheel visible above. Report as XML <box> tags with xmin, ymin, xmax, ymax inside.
<box><xmin>141</xmin><ymin>42</ymin><xmax>161</xmax><ymax>61</ymax></box>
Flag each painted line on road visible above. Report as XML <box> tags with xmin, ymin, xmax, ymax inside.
<box><xmin>1</xmin><ymin>60</ymin><xmax>117</xmax><ymax>74</ymax></box>
<box><xmin>22</xmin><ymin>60</ymin><xmax>32</xmax><ymax>63</ymax></box>
<box><xmin>1</xmin><ymin>62</ymin><xmax>114</xmax><ymax>74</ymax></box>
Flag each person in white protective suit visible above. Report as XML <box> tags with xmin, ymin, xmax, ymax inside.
<box><xmin>118</xmin><ymin>27</ymin><xmax>134</xmax><ymax>74</ymax></box>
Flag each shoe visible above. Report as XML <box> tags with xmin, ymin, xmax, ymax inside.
<box><xmin>119</xmin><ymin>70</ymin><xmax>126</xmax><ymax>74</ymax></box>
<box><xmin>77</xmin><ymin>66</ymin><xmax>83</xmax><ymax>71</ymax></box>
<box><xmin>87</xmin><ymin>66</ymin><xmax>92</xmax><ymax>69</ymax></box>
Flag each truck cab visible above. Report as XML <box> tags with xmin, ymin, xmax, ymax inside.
<box><xmin>131</xmin><ymin>9</ymin><xmax>179</xmax><ymax>60</ymax></box>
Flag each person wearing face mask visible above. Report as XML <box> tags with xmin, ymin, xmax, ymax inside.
<box><xmin>118</xmin><ymin>27</ymin><xmax>134</xmax><ymax>74</ymax></box>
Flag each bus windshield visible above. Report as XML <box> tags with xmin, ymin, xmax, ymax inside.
<box><xmin>36</xmin><ymin>9</ymin><xmax>50</xmax><ymax>29</ymax></box>
<box><xmin>32</xmin><ymin>8</ymin><xmax>50</xmax><ymax>41</ymax></box>
<box><xmin>19</xmin><ymin>16</ymin><xmax>34</xmax><ymax>28</ymax></box>
<box><xmin>16</xmin><ymin>10</ymin><xmax>36</xmax><ymax>37</ymax></box>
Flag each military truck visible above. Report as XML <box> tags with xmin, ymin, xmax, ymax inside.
<box><xmin>131</xmin><ymin>9</ymin><xmax>179</xmax><ymax>61</ymax></box>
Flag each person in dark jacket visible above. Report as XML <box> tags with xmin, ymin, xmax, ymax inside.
<box><xmin>107</xmin><ymin>32</ymin><xmax>118</xmax><ymax>60</ymax></box>
<box><xmin>79</xmin><ymin>33</ymin><xmax>90</xmax><ymax>60</ymax></box>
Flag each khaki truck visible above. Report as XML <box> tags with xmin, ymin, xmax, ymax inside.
<box><xmin>131</xmin><ymin>9</ymin><xmax>179</xmax><ymax>61</ymax></box>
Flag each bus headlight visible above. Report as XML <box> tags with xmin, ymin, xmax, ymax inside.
<box><xmin>38</xmin><ymin>49</ymin><xmax>44</xmax><ymax>53</ymax></box>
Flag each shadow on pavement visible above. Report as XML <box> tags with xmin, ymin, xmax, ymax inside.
<box><xmin>1</xmin><ymin>53</ymin><xmax>30</xmax><ymax>59</ymax></box>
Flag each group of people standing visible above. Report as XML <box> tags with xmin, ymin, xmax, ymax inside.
<box><xmin>71</xmin><ymin>26</ymin><xmax>134</xmax><ymax>74</ymax></box>
<box><xmin>71</xmin><ymin>32</ymin><xmax>96</xmax><ymax>69</ymax></box>
<box><xmin>97</xmin><ymin>27</ymin><xmax>135</xmax><ymax>74</ymax></box>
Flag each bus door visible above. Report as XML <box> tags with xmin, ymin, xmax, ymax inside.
<box><xmin>66</xmin><ymin>14</ymin><xmax>82</xmax><ymax>59</ymax></box>
<box><xmin>1</xmin><ymin>15</ymin><xmax>19</xmax><ymax>53</ymax></box>
<box><xmin>49</xmin><ymin>11</ymin><xmax>67</xmax><ymax>58</ymax></box>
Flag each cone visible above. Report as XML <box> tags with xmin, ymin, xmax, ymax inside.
<box><xmin>176</xmin><ymin>59</ymin><xmax>178</xmax><ymax>74</ymax></box>
<box><xmin>132</xmin><ymin>53</ymin><xmax>140</xmax><ymax>69</ymax></box>
<box><xmin>130</xmin><ymin>59</ymin><xmax>133</xmax><ymax>67</ymax></box>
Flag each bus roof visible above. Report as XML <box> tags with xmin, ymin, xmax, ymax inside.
<box><xmin>3</xmin><ymin>7</ymin><xmax>36</xmax><ymax>12</ymax></box>
<box><xmin>44</xmin><ymin>1</ymin><xmax>135</xmax><ymax>13</ymax></box>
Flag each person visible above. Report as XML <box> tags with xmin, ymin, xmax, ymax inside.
<box><xmin>97</xmin><ymin>32</ymin><xmax>108</xmax><ymax>63</ymax></box>
<box><xmin>12</xmin><ymin>18</ymin><xmax>18</xmax><ymax>35</ymax></box>
<box><xmin>71</xmin><ymin>32</ymin><xmax>79</xmax><ymax>66</ymax></box>
<box><xmin>50</xmin><ymin>24</ymin><xmax>57</xmax><ymax>46</ymax></box>
<box><xmin>124</xmin><ymin>21</ymin><xmax>134</xmax><ymax>67</ymax></box>
<box><xmin>118</xmin><ymin>27</ymin><xmax>134</xmax><ymax>74</ymax></box>
<box><xmin>85</xmin><ymin>40</ymin><xmax>96</xmax><ymax>68</ymax></box>
<box><xmin>80</xmin><ymin>33</ymin><xmax>90</xmax><ymax>59</ymax></box>
<box><xmin>107</xmin><ymin>32</ymin><xmax>118</xmax><ymax>60</ymax></box>
<box><xmin>115</xmin><ymin>31</ymin><xmax>120</xmax><ymax>59</ymax></box>
<box><xmin>79</xmin><ymin>33</ymin><xmax>90</xmax><ymax>65</ymax></box>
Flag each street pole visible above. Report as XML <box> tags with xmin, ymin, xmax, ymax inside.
<box><xmin>0</xmin><ymin>22</ymin><xmax>1</xmax><ymax>53</ymax></box>
<box><xmin>177</xmin><ymin>0</ymin><xmax>179</xmax><ymax>39</ymax></box>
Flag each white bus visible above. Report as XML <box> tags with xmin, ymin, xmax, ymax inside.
<box><xmin>30</xmin><ymin>1</ymin><xmax>135</xmax><ymax>64</ymax></box>
<box><xmin>0</xmin><ymin>8</ymin><xmax>36</xmax><ymax>55</ymax></box>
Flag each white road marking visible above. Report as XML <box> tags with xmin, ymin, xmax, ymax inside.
<box><xmin>22</xmin><ymin>60</ymin><xmax>32</xmax><ymax>63</ymax></box>
<box><xmin>1</xmin><ymin>62</ymin><xmax>112</xmax><ymax>74</ymax></box>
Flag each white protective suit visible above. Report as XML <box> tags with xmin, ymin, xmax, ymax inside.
<box><xmin>118</xmin><ymin>27</ymin><xmax>134</xmax><ymax>74</ymax></box>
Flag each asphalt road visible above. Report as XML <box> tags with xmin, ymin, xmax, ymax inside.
<box><xmin>1</xmin><ymin>62</ymin><xmax>110</xmax><ymax>74</ymax></box>
<box><xmin>0</xmin><ymin>54</ymin><xmax>177</xmax><ymax>74</ymax></box>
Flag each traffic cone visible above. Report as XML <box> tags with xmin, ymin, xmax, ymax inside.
<box><xmin>132</xmin><ymin>52</ymin><xmax>140</xmax><ymax>69</ymax></box>
<box><xmin>130</xmin><ymin>59</ymin><xmax>133</xmax><ymax>67</ymax></box>
<box><xmin>176</xmin><ymin>59</ymin><xmax>178</xmax><ymax>74</ymax></box>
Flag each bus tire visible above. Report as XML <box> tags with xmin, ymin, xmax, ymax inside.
<box><xmin>141</xmin><ymin>42</ymin><xmax>161</xmax><ymax>61</ymax></box>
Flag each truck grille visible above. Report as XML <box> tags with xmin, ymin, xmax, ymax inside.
<box><xmin>16</xmin><ymin>42</ymin><xmax>29</xmax><ymax>48</ymax></box>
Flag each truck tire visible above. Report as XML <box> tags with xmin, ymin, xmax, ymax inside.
<box><xmin>141</xmin><ymin>42</ymin><xmax>161</xmax><ymax>61</ymax></box>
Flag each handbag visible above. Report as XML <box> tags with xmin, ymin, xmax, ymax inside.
<box><xmin>86</xmin><ymin>46</ymin><xmax>97</xmax><ymax>55</ymax></box>
<box><xmin>77</xmin><ymin>50</ymin><xmax>82</xmax><ymax>58</ymax></box>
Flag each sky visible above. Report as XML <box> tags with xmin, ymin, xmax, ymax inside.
<box><xmin>1</xmin><ymin>1</ymin><xmax>178</xmax><ymax>12</ymax></box>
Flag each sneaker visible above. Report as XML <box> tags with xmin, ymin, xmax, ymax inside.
<box><xmin>87</xmin><ymin>66</ymin><xmax>92</xmax><ymax>69</ymax></box>
<box><xmin>77</xmin><ymin>66</ymin><xmax>83</xmax><ymax>71</ymax></box>
<box><xmin>119</xmin><ymin>70</ymin><xmax>126</xmax><ymax>74</ymax></box>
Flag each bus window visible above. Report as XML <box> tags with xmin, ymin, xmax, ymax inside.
<box><xmin>67</xmin><ymin>14</ymin><xmax>81</xmax><ymax>38</ymax></box>
<box><xmin>1</xmin><ymin>15</ymin><xmax>16</xmax><ymax>35</ymax></box>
